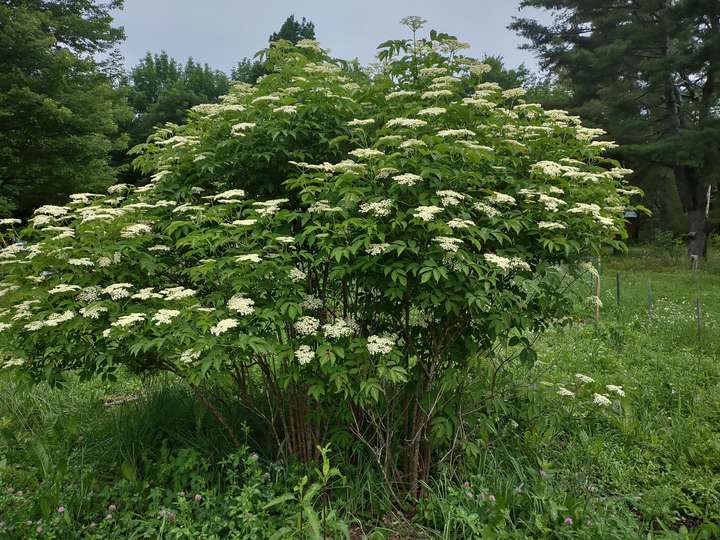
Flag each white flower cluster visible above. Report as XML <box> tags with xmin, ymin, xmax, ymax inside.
<box><xmin>295</xmin><ymin>345</ymin><xmax>315</xmax><ymax>365</ymax></box>
<box><xmin>152</xmin><ymin>309</ymin><xmax>180</xmax><ymax>325</ymax></box>
<box><xmin>422</xmin><ymin>89</ymin><xmax>453</xmax><ymax>99</ymax></box>
<box><xmin>273</xmin><ymin>105</ymin><xmax>298</xmax><ymax>114</ymax></box>
<box><xmin>235</xmin><ymin>254</ymin><xmax>262</xmax><ymax>263</ymax></box>
<box><xmin>231</xmin><ymin>122</ymin><xmax>256</xmax><ymax>136</ymax></box>
<box><xmin>483</xmin><ymin>254</ymin><xmax>530</xmax><ymax>272</ymax></box>
<box><xmin>181</xmin><ymin>348</ymin><xmax>201</xmax><ymax>364</ymax></box>
<box><xmin>348</xmin><ymin>148</ymin><xmax>384</xmax><ymax>159</ymax></box>
<box><xmin>49</xmin><ymin>284</ymin><xmax>81</xmax><ymax>295</ymax></box>
<box><xmin>487</xmin><ymin>192</ymin><xmax>516</xmax><ymax>206</ymax></box>
<box><xmin>575</xmin><ymin>373</ymin><xmax>594</xmax><ymax>383</ymax></box>
<box><xmin>302</xmin><ymin>295</ymin><xmax>323</xmax><ymax>310</ymax></box>
<box><xmin>111</xmin><ymin>313</ymin><xmax>146</xmax><ymax>328</ymax></box>
<box><xmin>2</xmin><ymin>358</ymin><xmax>25</xmax><ymax>369</ymax></box>
<box><xmin>322</xmin><ymin>319</ymin><xmax>356</xmax><ymax>339</ymax></box>
<box><xmin>417</xmin><ymin>107</ymin><xmax>446</xmax><ymax>116</ymax></box>
<box><xmin>24</xmin><ymin>310</ymin><xmax>76</xmax><ymax>331</ymax></box>
<box><xmin>392</xmin><ymin>173</ymin><xmax>422</xmax><ymax>186</ymax></box>
<box><xmin>121</xmin><ymin>223</ymin><xmax>152</xmax><ymax>238</ymax></box>
<box><xmin>359</xmin><ymin>200</ymin><xmax>393</xmax><ymax>217</ymax></box>
<box><xmin>80</xmin><ymin>306</ymin><xmax>108</xmax><ymax>319</ymax></box>
<box><xmin>253</xmin><ymin>198</ymin><xmax>289</xmax><ymax>217</ymax></box>
<box><xmin>289</xmin><ymin>267</ymin><xmax>306</xmax><ymax>283</ymax></box>
<box><xmin>413</xmin><ymin>206</ymin><xmax>443</xmax><ymax>222</ymax></box>
<box><xmin>593</xmin><ymin>393</ymin><xmax>612</xmax><ymax>407</ymax></box>
<box><xmin>367</xmin><ymin>335</ymin><xmax>396</xmax><ymax>356</ymax></box>
<box><xmin>418</xmin><ymin>67</ymin><xmax>447</xmax><ymax>77</ymax></box>
<box><xmin>538</xmin><ymin>221</ymin><xmax>566</xmax><ymax>230</ymax></box>
<box><xmin>502</xmin><ymin>88</ymin><xmax>526</xmax><ymax>99</ymax></box>
<box><xmin>161</xmin><ymin>287</ymin><xmax>196</xmax><ymax>301</ymax></box>
<box><xmin>447</xmin><ymin>218</ymin><xmax>475</xmax><ymax>229</ymax></box>
<box><xmin>308</xmin><ymin>200</ymin><xmax>342</xmax><ymax>213</ymax></box>
<box><xmin>131</xmin><ymin>288</ymin><xmax>163</xmax><ymax>300</ymax></box>
<box><xmin>399</xmin><ymin>139</ymin><xmax>426</xmax><ymax>149</ymax></box>
<box><xmin>539</xmin><ymin>194</ymin><xmax>566</xmax><ymax>211</ymax></box>
<box><xmin>206</xmin><ymin>189</ymin><xmax>245</xmax><ymax>201</ymax></box>
<box><xmin>557</xmin><ymin>387</ymin><xmax>575</xmax><ymax>397</ymax></box>
<box><xmin>437</xmin><ymin>190</ymin><xmax>466</xmax><ymax>207</ymax></box>
<box><xmin>433</xmin><ymin>236</ymin><xmax>463</xmax><ymax>253</ymax></box>
<box><xmin>567</xmin><ymin>203</ymin><xmax>602</xmax><ymax>218</ymax></box>
<box><xmin>366</xmin><ymin>243</ymin><xmax>390</xmax><ymax>256</ymax></box>
<box><xmin>385</xmin><ymin>118</ymin><xmax>427</xmax><ymax>129</ymax></box>
<box><xmin>385</xmin><ymin>90</ymin><xmax>416</xmax><ymax>100</ymax></box>
<box><xmin>252</xmin><ymin>95</ymin><xmax>281</xmax><ymax>104</ymax></box>
<box><xmin>228</xmin><ymin>294</ymin><xmax>255</xmax><ymax>315</ymax></box>
<box><xmin>473</xmin><ymin>202</ymin><xmax>500</xmax><ymax>218</ymax></box>
<box><xmin>210</xmin><ymin>318</ymin><xmax>238</xmax><ymax>336</ymax></box>
<box><xmin>294</xmin><ymin>316</ymin><xmax>319</xmax><ymax>336</ymax></box>
<box><xmin>347</xmin><ymin>118</ymin><xmax>375</xmax><ymax>127</ymax></box>
<box><xmin>437</xmin><ymin>129</ymin><xmax>475</xmax><ymax>138</ymax></box>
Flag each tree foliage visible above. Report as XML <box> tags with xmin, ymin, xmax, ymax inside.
<box><xmin>233</xmin><ymin>14</ymin><xmax>317</xmax><ymax>85</ymax></box>
<box><xmin>269</xmin><ymin>14</ymin><xmax>316</xmax><ymax>44</ymax></box>
<box><xmin>0</xmin><ymin>0</ymin><xmax>130</xmax><ymax>218</ymax></box>
<box><xmin>126</xmin><ymin>52</ymin><xmax>230</xmax><ymax>148</ymax></box>
<box><xmin>511</xmin><ymin>0</ymin><xmax>720</xmax><ymax>256</ymax></box>
<box><xmin>0</xmin><ymin>28</ymin><xmax>636</xmax><ymax>498</ymax></box>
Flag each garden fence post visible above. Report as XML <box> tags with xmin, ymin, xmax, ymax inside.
<box><xmin>594</xmin><ymin>273</ymin><xmax>601</xmax><ymax>323</ymax></box>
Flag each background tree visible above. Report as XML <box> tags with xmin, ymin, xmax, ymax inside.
<box><xmin>268</xmin><ymin>14</ymin><xmax>315</xmax><ymax>44</ymax></box>
<box><xmin>126</xmin><ymin>52</ymin><xmax>230</xmax><ymax>148</ymax></box>
<box><xmin>0</xmin><ymin>0</ymin><xmax>130</xmax><ymax>218</ymax></box>
<box><xmin>232</xmin><ymin>14</ymin><xmax>317</xmax><ymax>84</ymax></box>
<box><xmin>511</xmin><ymin>0</ymin><xmax>720</xmax><ymax>258</ymax></box>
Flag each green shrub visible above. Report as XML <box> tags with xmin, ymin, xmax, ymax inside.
<box><xmin>0</xmin><ymin>23</ymin><xmax>638</xmax><ymax>500</ymax></box>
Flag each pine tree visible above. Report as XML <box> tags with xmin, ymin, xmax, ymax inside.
<box><xmin>511</xmin><ymin>0</ymin><xmax>720</xmax><ymax>257</ymax></box>
<box><xmin>232</xmin><ymin>15</ymin><xmax>317</xmax><ymax>84</ymax></box>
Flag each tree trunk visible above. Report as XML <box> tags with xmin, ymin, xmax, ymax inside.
<box><xmin>687</xmin><ymin>209</ymin><xmax>710</xmax><ymax>259</ymax></box>
<box><xmin>673</xmin><ymin>166</ymin><xmax>713</xmax><ymax>260</ymax></box>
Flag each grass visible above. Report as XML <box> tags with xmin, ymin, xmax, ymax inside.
<box><xmin>1</xmin><ymin>249</ymin><xmax>719</xmax><ymax>538</ymax></box>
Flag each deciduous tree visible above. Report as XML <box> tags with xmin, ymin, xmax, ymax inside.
<box><xmin>0</xmin><ymin>0</ymin><xmax>130</xmax><ymax>217</ymax></box>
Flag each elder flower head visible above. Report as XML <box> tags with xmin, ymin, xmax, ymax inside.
<box><xmin>593</xmin><ymin>393</ymin><xmax>612</xmax><ymax>407</ymax></box>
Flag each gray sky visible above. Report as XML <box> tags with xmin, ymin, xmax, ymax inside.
<box><xmin>112</xmin><ymin>0</ymin><xmax>551</xmax><ymax>75</ymax></box>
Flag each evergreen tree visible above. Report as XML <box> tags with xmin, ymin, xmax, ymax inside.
<box><xmin>232</xmin><ymin>15</ymin><xmax>317</xmax><ymax>84</ymax></box>
<box><xmin>511</xmin><ymin>0</ymin><xmax>720</xmax><ymax>257</ymax></box>
<box><xmin>268</xmin><ymin>14</ymin><xmax>315</xmax><ymax>44</ymax></box>
<box><xmin>0</xmin><ymin>0</ymin><xmax>130</xmax><ymax>217</ymax></box>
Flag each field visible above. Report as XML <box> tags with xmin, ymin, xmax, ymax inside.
<box><xmin>1</xmin><ymin>248</ymin><xmax>719</xmax><ymax>539</ymax></box>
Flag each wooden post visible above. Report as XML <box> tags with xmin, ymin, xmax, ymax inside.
<box><xmin>696</xmin><ymin>298</ymin><xmax>702</xmax><ymax>339</ymax></box>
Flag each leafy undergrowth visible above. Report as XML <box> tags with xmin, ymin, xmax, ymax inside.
<box><xmin>1</xmin><ymin>251</ymin><xmax>719</xmax><ymax>539</ymax></box>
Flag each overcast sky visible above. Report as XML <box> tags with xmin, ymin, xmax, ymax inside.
<box><xmin>112</xmin><ymin>0</ymin><xmax>552</xmax><ymax>75</ymax></box>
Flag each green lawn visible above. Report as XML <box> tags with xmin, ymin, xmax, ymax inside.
<box><xmin>1</xmin><ymin>250</ymin><xmax>719</xmax><ymax>538</ymax></box>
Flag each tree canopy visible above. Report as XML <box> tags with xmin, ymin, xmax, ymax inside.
<box><xmin>233</xmin><ymin>15</ymin><xmax>317</xmax><ymax>85</ymax></box>
<box><xmin>0</xmin><ymin>0</ymin><xmax>130</xmax><ymax>218</ymax></box>
<box><xmin>511</xmin><ymin>0</ymin><xmax>720</xmax><ymax>256</ymax></box>
<box><xmin>125</xmin><ymin>52</ymin><xmax>230</xmax><ymax>148</ymax></box>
